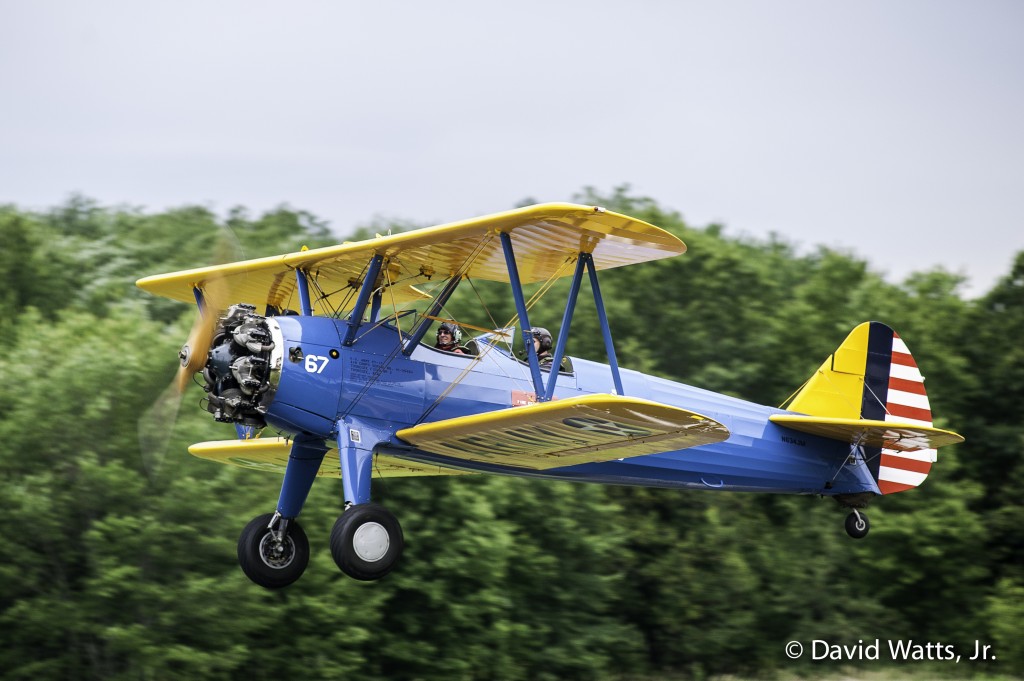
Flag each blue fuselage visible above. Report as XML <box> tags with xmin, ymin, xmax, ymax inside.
<box><xmin>263</xmin><ymin>316</ymin><xmax>876</xmax><ymax>497</ymax></box>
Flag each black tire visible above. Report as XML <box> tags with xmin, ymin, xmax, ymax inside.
<box><xmin>237</xmin><ymin>513</ymin><xmax>310</xmax><ymax>589</ymax></box>
<box><xmin>330</xmin><ymin>503</ymin><xmax>404</xmax><ymax>581</ymax></box>
<box><xmin>844</xmin><ymin>511</ymin><xmax>870</xmax><ymax>539</ymax></box>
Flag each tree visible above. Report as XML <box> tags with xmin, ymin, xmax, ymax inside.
<box><xmin>0</xmin><ymin>191</ymin><xmax>1016</xmax><ymax>679</ymax></box>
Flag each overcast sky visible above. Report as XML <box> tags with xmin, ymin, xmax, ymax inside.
<box><xmin>3</xmin><ymin>1</ymin><xmax>1021</xmax><ymax>297</ymax></box>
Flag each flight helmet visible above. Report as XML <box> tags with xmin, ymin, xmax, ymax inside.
<box><xmin>531</xmin><ymin>327</ymin><xmax>552</xmax><ymax>353</ymax></box>
<box><xmin>436</xmin><ymin>322</ymin><xmax>462</xmax><ymax>346</ymax></box>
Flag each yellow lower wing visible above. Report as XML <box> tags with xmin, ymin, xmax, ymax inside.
<box><xmin>769</xmin><ymin>415</ymin><xmax>964</xmax><ymax>452</ymax></box>
<box><xmin>396</xmin><ymin>394</ymin><xmax>730</xmax><ymax>470</ymax></box>
<box><xmin>188</xmin><ymin>437</ymin><xmax>473</xmax><ymax>478</ymax></box>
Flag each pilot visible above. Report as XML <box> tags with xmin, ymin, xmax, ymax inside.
<box><xmin>531</xmin><ymin>327</ymin><xmax>554</xmax><ymax>366</ymax></box>
<box><xmin>435</xmin><ymin>322</ymin><xmax>465</xmax><ymax>354</ymax></box>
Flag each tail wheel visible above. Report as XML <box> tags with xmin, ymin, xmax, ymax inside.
<box><xmin>330</xmin><ymin>503</ymin><xmax>404</xmax><ymax>581</ymax></box>
<box><xmin>237</xmin><ymin>513</ymin><xmax>310</xmax><ymax>588</ymax></box>
<box><xmin>844</xmin><ymin>510</ymin><xmax>870</xmax><ymax>539</ymax></box>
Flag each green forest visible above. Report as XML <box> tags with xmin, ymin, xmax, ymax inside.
<box><xmin>1</xmin><ymin>187</ymin><xmax>1022</xmax><ymax>680</ymax></box>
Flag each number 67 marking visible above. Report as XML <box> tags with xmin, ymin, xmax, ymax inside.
<box><xmin>304</xmin><ymin>354</ymin><xmax>330</xmax><ymax>374</ymax></box>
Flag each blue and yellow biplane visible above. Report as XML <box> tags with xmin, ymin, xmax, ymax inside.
<box><xmin>137</xmin><ymin>203</ymin><xmax>964</xmax><ymax>588</ymax></box>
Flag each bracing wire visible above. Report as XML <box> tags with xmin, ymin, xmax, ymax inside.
<box><xmin>777</xmin><ymin>376</ymin><xmax>811</xmax><ymax>410</ymax></box>
<box><xmin>496</xmin><ymin>255</ymin><xmax>575</xmax><ymax>332</ymax></box>
<box><xmin>466</xmin><ymin>276</ymin><xmax>501</xmax><ymax>336</ymax></box>
<box><xmin>341</xmin><ymin>234</ymin><xmax>497</xmax><ymax>419</ymax></box>
<box><xmin>415</xmin><ymin>254</ymin><xmax>576</xmax><ymax>424</ymax></box>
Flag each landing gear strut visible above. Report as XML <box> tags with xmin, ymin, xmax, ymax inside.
<box><xmin>844</xmin><ymin>510</ymin><xmax>870</xmax><ymax>539</ymax></box>
<box><xmin>237</xmin><ymin>512</ymin><xmax>310</xmax><ymax>588</ymax></box>
<box><xmin>330</xmin><ymin>503</ymin><xmax>404</xmax><ymax>581</ymax></box>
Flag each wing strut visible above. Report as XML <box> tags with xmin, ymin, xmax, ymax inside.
<box><xmin>500</xmin><ymin>242</ymin><xmax>625</xmax><ymax>401</ymax></box>
<box><xmin>545</xmin><ymin>255</ymin><xmax>586</xmax><ymax>401</ymax></box>
<box><xmin>584</xmin><ymin>252</ymin><xmax>625</xmax><ymax>396</ymax></box>
<box><xmin>192</xmin><ymin>286</ymin><xmax>206</xmax><ymax>312</ymax></box>
<box><xmin>500</xmin><ymin>232</ymin><xmax>546</xmax><ymax>399</ymax></box>
<box><xmin>295</xmin><ymin>269</ymin><xmax>313</xmax><ymax>315</ymax></box>
<box><xmin>369</xmin><ymin>287</ymin><xmax>383</xmax><ymax>322</ymax></box>
<box><xmin>343</xmin><ymin>255</ymin><xmax>384</xmax><ymax>346</ymax></box>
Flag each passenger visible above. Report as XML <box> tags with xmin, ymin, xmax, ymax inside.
<box><xmin>531</xmin><ymin>327</ymin><xmax>554</xmax><ymax>366</ymax></box>
<box><xmin>435</xmin><ymin>322</ymin><xmax>465</xmax><ymax>354</ymax></box>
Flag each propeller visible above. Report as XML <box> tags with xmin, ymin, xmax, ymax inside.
<box><xmin>138</xmin><ymin>228</ymin><xmax>241</xmax><ymax>481</ymax></box>
<box><xmin>175</xmin><ymin>276</ymin><xmax>229</xmax><ymax>392</ymax></box>
<box><xmin>138</xmin><ymin>279</ymin><xmax>228</xmax><ymax>481</ymax></box>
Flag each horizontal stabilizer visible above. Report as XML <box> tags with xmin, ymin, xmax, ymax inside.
<box><xmin>397</xmin><ymin>394</ymin><xmax>730</xmax><ymax>470</ymax></box>
<box><xmin>188</xmin><ymin>437</ymin><xmax>473</xmax><ymax>479</ymax></box>
<box><xmin>769</xmin><ymin>415</ymin><xmax>964</xmax><ymax>453</ymax></box>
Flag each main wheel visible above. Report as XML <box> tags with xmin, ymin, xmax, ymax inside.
<box><xmin>330</xmin><ymin>503</ymin><xmax>404</xmax><ymax>581</ymax></box>
<box><xmin>844</xmin><ymin>511</ymin><xmax>870</xmax><ymax>539</ymax></box>
<box><xmin>237</xmin><ymin>513</ymin><xmax>310</xmax><ymax>588</ymax></box>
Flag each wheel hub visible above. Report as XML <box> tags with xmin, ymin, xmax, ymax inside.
<box><xmin>352</xmin><ymin>522</ymin><xmax>389</xmax><ymax>562</ymax></box>
<box><xmin>259</xmin><ymin>533</ymin><xmax>295</xmax><ymax>569</ymax></box>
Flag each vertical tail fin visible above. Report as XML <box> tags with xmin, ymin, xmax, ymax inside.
<box><xmin>784</xmin><ymin>322</ymin><xmax>940</xmax><ymax>495</ymax></box>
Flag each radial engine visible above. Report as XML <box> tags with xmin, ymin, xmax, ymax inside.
<box><xmin>201</xmin><ymin>303</ymin><xmax>280</xmax><ymax>427</ymax></box>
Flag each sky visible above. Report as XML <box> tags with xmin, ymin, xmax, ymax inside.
<box><xmin>2</xmin><ymin>1</ymin><xmax>1022</xmax><ymax>297</ymax></box>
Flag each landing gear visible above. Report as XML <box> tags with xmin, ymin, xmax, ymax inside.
<box><xmin>330</xmin><ymin>503</ymin><xmax>404</xmax><ymax>581</ymax></box>
<box><xmin>844</xmin><ymin>510</ymin><xmax>870</xmax><ymax>539</ymax></box>
<box><xmin>237</xmin><ymin>513</ymin><xmax>310</xmax><ymax>588</ymax></box>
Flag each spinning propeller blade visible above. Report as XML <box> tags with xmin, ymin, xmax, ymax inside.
<box><xmin>138</xmin><ymin>227</ymin><xmax>241</xmax><ymax>480</ymax></box>
<box><xmin>174</xmin><ymin>273</ymin><xmax>229</xmax><ymax>393</ymax></box>
<box><xmin>138</xmin><ymin>381</ymin><xmax>183</xmax><ymax>479</ymax></box>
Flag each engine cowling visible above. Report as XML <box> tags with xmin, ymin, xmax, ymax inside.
<box><xmin>202</xmin><ymin>304</ymin><xmax>282</xmax><ymax>427</ymax></box>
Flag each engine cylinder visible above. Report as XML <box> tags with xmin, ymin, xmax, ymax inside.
<box><xmin>202</xmin><ymin>304</ymin><xmax>280</xmax><ymax>426</ymax></box>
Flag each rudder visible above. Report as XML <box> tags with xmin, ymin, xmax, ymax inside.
<box><xmin>784</xmin><ymin>322</ymin><xmax>939</xmax><ymax>495</ymax></box>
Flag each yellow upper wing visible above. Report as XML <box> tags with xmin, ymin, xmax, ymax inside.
<box><xmin>396</xmin><ymin>394</ymin><xmax>729</xmax><ymax>470</ymax></box>
<box><xmin>135</xmin><ymin>203</ymin><xmax>685</xmax><ymax>314</ymax></box>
